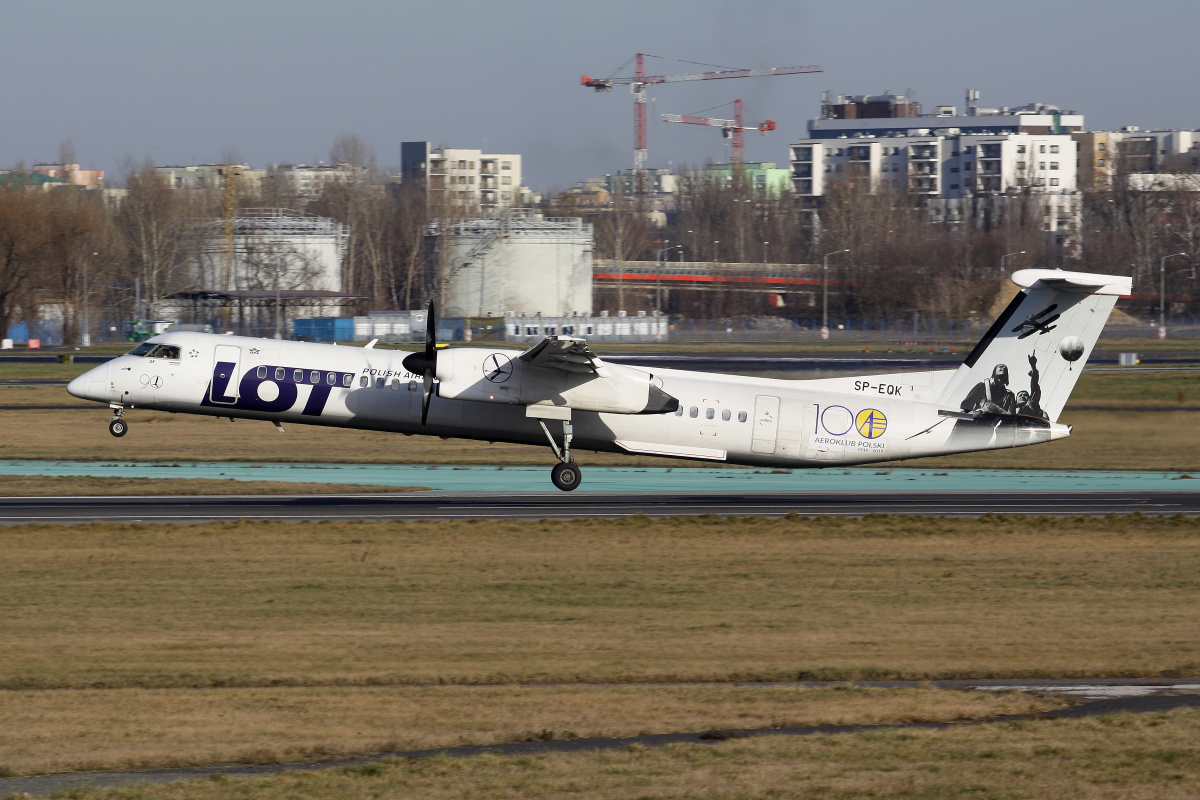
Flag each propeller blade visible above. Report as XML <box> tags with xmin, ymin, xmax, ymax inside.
<box><xmin>425</xmin><ymin>299</ymin><xmax>437</xmax><ymax>359</ymax></box>
<box><xmin>421</xmin><ymin>371</ymin><xmax>433</xmax><ymax>426</ymax></box>
<box><xmin>410</xmin><ymin>299</ymin><xmax>436</xmax><ymax>427</ymax></box>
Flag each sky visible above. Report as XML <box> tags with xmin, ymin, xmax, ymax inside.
<box><xmin>4</xmin><ymin>0</ymin><xmax>1199</xmax><ymax>192</ymax></box>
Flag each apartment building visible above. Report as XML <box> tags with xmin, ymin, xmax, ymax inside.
<box><xmin>792</xmin><ymin>132</ymin><xmax>1078</xmax><ymax>199</ymax></box>
<box><xmin>155</xmin><ymin>164</ymin><xmax>266</xmax><ymax>192</ymax></box>
<box><xmin>401</xmin><ymin>142</ymin><xmax>524</xmax><ymax>213</ymax></box>
<box><xmin>0</xmin><ymin>163</ymin><xmax>104</xmax><ymax>188</ymax></box>
<box><xmin>791</xmin><ymin>91</ymin><xmax>1080</xmax><ymax>200</ymax></box>
<box><xmin>1074</xmin><ymin>128</ymin><xmax>1200</xmax><ymax>189</ymax></box>
<box><xmin>155</xmin><ymin>163</ymin><xmax>369</xmax><ymax>198</ymax></box>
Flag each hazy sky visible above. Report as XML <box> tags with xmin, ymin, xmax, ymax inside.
<box><xmin>4</xmin><ymin>0</ymin><xmax>1198</xmax><ymax>191</ymax></box>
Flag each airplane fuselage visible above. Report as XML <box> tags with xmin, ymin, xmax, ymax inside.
<box><xmin>68</xmin><ymin>331</ymin><xmax>1069</xmax><ymax>470</ymax></box>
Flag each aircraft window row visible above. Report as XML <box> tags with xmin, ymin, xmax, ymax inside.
<box><xmin>256</xmin><ymin>366</ymin><xmax>351</xmax><ymax>387</ymax></box>
<box><xmin>677</xmin><ymin>405</ymin><xmax>747</xmax><ymax>423</ymax></box>
<box><xmin>358</xmin><ymin>375</ymin><xmax>409</xmax><ymax>390</ymax></box>
<box><xmin>127</xmin><ymin>343</ymin><xmax>181</xmax><ymax>360</ymax></box>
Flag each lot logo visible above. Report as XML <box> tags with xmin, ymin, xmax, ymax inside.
<box><xmin>202</xmin><ymin>362</ymin><xmax>354</xmax><ymax>416</ymax></box>
<box><xmin>855</xmin><ymin>408</ymin><xmax>887</xmax><ymax>439</ymax></box>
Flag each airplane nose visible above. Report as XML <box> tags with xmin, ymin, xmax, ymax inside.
<box><xmin>66</xmin><ymin>372</ymin><xmax>88</xmax><ymax>398</ymax></box>
<box><xmin>67</xmin><ymin>364</ymin><xmax>108</xmax><ymax>401</ymax></box>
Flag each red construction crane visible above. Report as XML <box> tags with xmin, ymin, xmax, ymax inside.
<box><xmin>661</xmin><ymin>99</ymin><xmax>776</xmax><ymax>169</ymax></box>
<box><xmin>582</xmin><ymin>54</ymin><xmax>820</xmax><ymax>195</ymax></box>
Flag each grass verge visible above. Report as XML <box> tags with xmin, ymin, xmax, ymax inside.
<box><xmin>17</xmin><ymin>707</ymin><xmax>1200</xmax><ymax>800</ymax></box>
<box><xmin>2</xmin><ymin>515</ymin><xmax>1198</xmax><ymax>691</ymax></box>
<box><xmin>0</xmin><ymin>685</ymin><xmax>1063</xmax><ymax>777</ymax></box>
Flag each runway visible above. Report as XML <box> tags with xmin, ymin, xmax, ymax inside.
<box><xmin>2</xmin><ymin>487</ymin><xmax>1198</xmax><ymax>523</ymax></box>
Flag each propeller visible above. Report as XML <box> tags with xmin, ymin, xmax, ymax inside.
<box><xmin>401</xmin><ymin>300</ymin><xmax>438</xmax><ymax>426</ymax></box>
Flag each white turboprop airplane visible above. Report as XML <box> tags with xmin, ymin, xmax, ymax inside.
<box><xmin>67</xmin><ymin>269</ymin><xmax>1130</xmax><ymax>491</ymax></box>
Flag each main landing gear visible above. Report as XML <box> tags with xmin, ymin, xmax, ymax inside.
<box><xmin>108</xmin><ymin>407</ymin><xmax>128</xmax><ymax>437</ymax></box>
<box><xmin>536</xmin><ymin>416</ymin><xmax>582</xmax><ymax>492</ymax></box>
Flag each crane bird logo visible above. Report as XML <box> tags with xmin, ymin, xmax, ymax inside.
<box><xmin>483</xmin><ymin>353</ymin><xmax>513</xmax><ymax>383</ymax></box>
<box><xmin>1012</xmin><ymin>304</ymin><xmax>1060</xmax><ymax>339</ymax></box>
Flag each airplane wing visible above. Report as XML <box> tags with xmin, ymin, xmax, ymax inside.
<box><xmin>519</xmin><ymin>336</ymin><xmax>612</xmax><ymax>377</ymax></box>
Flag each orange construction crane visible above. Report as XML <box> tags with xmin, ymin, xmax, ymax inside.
<box><xmin>582</xmin><ymin>54</ymin><xmax>820</xmax><ymax>195</ymax></box>
<box><xmin>661</xmin><ymin>99</ymin><xmax>775</xmax><ymax>169</ymax></box>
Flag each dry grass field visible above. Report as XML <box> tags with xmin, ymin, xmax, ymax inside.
<box><xmin>0</xmin><ymin>514</ymin><xmax>1198</xmax><ymax>782</ymax></box>
<box><xmin>0</xmin><ymin>684</ymin><xmax>1062</xmax><ymax>777</ymax></box>
<box><xmin>5</xmin><ymin>515</ymin><xmax>1199</xmax><ymax>693</ymax></box>
<box><xmin>61</xmin><ymin>708</ymin><xmax>1200</xmax><ymax>800</ymax></box>
<box><xmin>15</xmin><ymin>709</ymin><xmax>1200</xmax><ymax>800</ymax></box>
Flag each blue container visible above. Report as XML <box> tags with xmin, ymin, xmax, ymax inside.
<box><xmin>293</xmin><ymin>317</ymin><xmax>354</xmax><ymax>342</ymax></box>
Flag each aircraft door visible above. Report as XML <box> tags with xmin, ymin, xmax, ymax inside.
<box><xmin>210</xmin><ymin>345</ymin><xmax>241</xmax><ymax>404</ymax></box>
<box><xmin>751</xmin><ymin>395</ymin><xmax>780</xmax><ymax>454</ymax></box>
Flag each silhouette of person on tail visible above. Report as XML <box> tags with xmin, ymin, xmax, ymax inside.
<box><xmin>961</xmin><ymin>363</ymin><xmax>1016</xmax><ymax>415</ymax></box>
<box><xmin>1015</xmin><ymin>353</ymin><xmax>1048</xmax><ymax>420</ymax></box>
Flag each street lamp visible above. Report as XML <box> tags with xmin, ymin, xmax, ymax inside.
<box><xmin>1161</xmin><ymin>252</ymin><xmax>1187</xmax><ymax>337</ymax></box>
<box><xmin>823</xmin><ymin>249</ymin><xmax>850</xmax><ymax>338</ymax></box>
<box><xmin>82</xmin><ymin>252</ymin><xmax>97</xmax><ymax>347</ymax></box>
<box><xmin>713</xmin><ymin>240</ymin><xmax>720</xmax><ymax>264</ymax></box>
<box><xmin>687</xmin><ymin>230</ymin><xmax>696</xmax><ymax>263</ymax></box>
<box><xmin>654</xmin><ymin>239</ymin><xmax>672</xmax><ymax>313</ymax></box>
<box><xmin>762</xmin><ymin>241</ymin><xmax>769</xmax><ymax>264</ymax></box>
<box><xmin>1000</xmin><ymin>250</ymin><xmax>1025</xmax><ymax>276</ymax></box>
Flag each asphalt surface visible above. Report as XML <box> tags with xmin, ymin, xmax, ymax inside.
<box><xmin>2</xmin><ymin>488</ymin><xmax>1198</xmax><ymax>524</ymax></box>
<box><xmin>1</xmin><ymin>683</ymin><xmax>1196</xmax><ymax>797</ymax></box>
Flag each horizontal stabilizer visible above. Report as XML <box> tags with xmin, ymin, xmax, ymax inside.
<box><xmin>1011</xmin><ymin>269</ymin><xmax>1132</xmax><ymax>296</ymax></box>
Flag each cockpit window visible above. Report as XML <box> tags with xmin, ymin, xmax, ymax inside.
<box><xmin>128</xmin><ymin>343</ymin><xmax>182</xmax><ymax>360</ymax></box>
<box><xmin>127</xmin><ymin>342</ymin><xmax>156</xmax><ymax>356</ymax></box>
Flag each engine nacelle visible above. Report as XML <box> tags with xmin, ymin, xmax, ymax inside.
<box><xmin>434</xmin><ymin>347</ymin><xmax>676</xmax><ymax>415</ymax></box>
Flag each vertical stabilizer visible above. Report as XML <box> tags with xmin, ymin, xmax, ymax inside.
<box><xmin>937</xmin><ymin>270</ymin><xmax>1131</xmax><ymax>422</ymax></box>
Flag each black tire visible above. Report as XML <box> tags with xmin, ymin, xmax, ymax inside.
<box><xmin>108</xmin><ymin>418</ymin><xmax>128</xmax><ymax>438</ymax></box>
<box><xmin>551</xmin><ymin>461</ymin><xmax>582</xmax><ymax>492</ymax></box>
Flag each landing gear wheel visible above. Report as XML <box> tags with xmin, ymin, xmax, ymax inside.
<box><xmin>108</xmin><ymin>418</ymin><xmax>128</xmax><ymax>438</ymax></box>
<box><xmin>551</xmin><ymin>461</ymin><xmax>582</xmax><ymax>492</ymax></box>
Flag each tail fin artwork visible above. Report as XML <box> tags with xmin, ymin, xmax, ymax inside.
<box><xmin>938</xmin><ymin>269</ymin><xmax>1132</xmax><ymax>422</ymax></box>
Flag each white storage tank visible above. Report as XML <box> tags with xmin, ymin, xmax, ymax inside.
<box><xmin>433</xmin><ymin>211</ymin><xmax>593</xmax><ymax>317</ymax></box>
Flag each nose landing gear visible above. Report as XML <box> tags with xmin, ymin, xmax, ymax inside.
<box><xmin>108</xmin><ymin>407</ymin><xmax>128</xmax><ymax>437</ymax></box>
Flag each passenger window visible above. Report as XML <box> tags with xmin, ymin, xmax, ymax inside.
<box><xmin>293</xmin><ymin>369</ymin><xmax>303</xmax><ymax>382</ymax></box>
<box><xmin>275</xmin><ymin>368</ymin><xmax>285</xmax><ymax>381</ymax></box>
<box><xmin>256</xmin><ymin>366</ymin><xmax>267</xmax><ymax>379</ymax></box>
<box><xmin>689</xmin><ymin>406</ymin><xmax>698</xmax><ymax>418</ymax></box>
<box><xmin>342</xmin><ymin>374</ymin><xmax>352</xmax><ymax>387</ymax></box>
<box><xmin>408</xmin><ymin>380</ymin><xmax>417</xmax><ymax>392</ymax></box>
<box><xmin>391</xmin><ymin>378</ymin><xmax>401</xmax><ymax>391</ymax></box>
<box><xmin>738</xmin><ymin>411</ymin><xmax>748</xmax><ymax>423</ymax></box>
<box><xmin>326</xmin><ymin>372</ymin><xmax>336</xmax><ymax>385</ymax></box>
<box><xmin>722</xmin><ymin>409</ymin><xmax>731</xmax><ymax>421</ymax></box>
<box><xmin>310</xmin><ymin>370</ymin><xmax>320</xmax><ymax>384</ymax></box>
<box><xmin>674</xmin><ymin>406</ymin><xmax>684</xmax><ymax>417</ymax></box>
<box><xmin>705</xmin><ymin>408</ymin><xmax>715</xmax><ymax>420</ymax></box>
<box><xmin>359</xmin><ymin>375</ymin><xmax>369</xmax><ymax>388</ymax></box>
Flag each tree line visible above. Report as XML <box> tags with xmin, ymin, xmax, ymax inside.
<box><xmin>3</xmin><ymin>137</ymin><xmax>1198</xmax><ymax>344</ymax></box>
